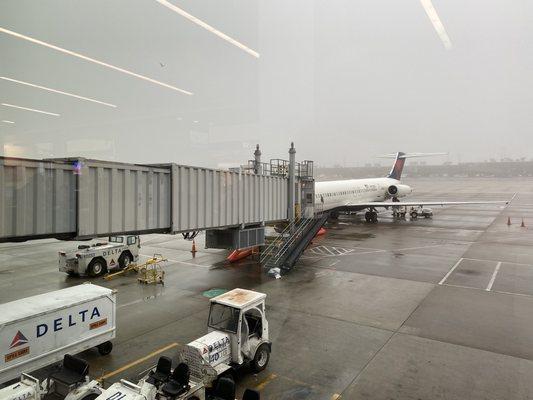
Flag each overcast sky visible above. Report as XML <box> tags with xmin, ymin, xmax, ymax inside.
<box><xmin>1</xmin><ymin>0</ymin><xmax>532</xmax><ymax>167</ymax></box>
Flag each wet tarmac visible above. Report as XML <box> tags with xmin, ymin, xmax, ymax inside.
<box><xmin>1</xmin><ymin>177</ymin><xmax>533</xmax><ymax>399</ymax></box>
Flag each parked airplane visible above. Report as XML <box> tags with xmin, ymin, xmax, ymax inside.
<box><xmin>314</xmin><ymin>152</ymin><xmax>508</xmax><ymax>223</ymax></box>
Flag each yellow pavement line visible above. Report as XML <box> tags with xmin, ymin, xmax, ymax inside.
<box><xmin>254</xmin><ymin>373</ymin><xmax>278</xmax><ymax>391</ymax></box>
<box><xmin>98</xmin><ymin>342</ymin><xmax>179</xmax><ymax>382</ymax></box>
<box><xmin>331</xmin><ymin>394</ymin><xmax>341</xmax><ymax>400</ymax></box>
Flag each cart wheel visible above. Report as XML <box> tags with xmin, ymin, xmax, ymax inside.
<box><xmin>251</xmin><ymin>343</ymin><xmax>270</xmax><ymax>372</ymax></box>
<box><xmin>97</xmin><ymin>341</ymin><xmax>113</xmax><ymax>355</ymax></box>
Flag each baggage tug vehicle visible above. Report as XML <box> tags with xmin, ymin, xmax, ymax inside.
<box><xmin>97</xmin><ymin>288</ymin><xmax>271</xmax><ymax>400</ymax></box>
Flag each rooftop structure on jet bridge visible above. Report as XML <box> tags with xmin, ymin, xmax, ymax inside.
<box><xmin>0</xmin><ymin>144</ymin><xmax>315</xmax><ymax>249</ymax></box>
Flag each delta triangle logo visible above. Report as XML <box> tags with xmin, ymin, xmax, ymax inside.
<box><xmin>10</xmin><ymin>331</ymin><xmax>28</xmax><ymax>349</ymax></box>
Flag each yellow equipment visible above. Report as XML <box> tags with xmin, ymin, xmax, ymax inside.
<box><xmin>103</xmin><ymin>254</ymin><xmax>167</xmax><ymax>284</ymax></box>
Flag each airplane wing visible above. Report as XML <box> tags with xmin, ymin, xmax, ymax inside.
<box><xmin>346</xmin><ymin>200</ymin><xmax>508</xmax><ymax>208</ymax></box>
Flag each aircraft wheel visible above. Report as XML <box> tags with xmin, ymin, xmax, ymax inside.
<box><xmin>365</xmin><ymin>211</ymin><xmax>372</xmax><ymax>223</ymax></box>
<box><xmin>370</xmin><ymin>211</ymin><xmax>378</xmax><ymax>223</ymax></box>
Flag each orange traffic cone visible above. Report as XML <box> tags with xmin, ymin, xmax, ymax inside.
<box><xmin>507</xmin><ymin>216</ymin><xmax>512</xmax><ymax>226</ymax></box>
<box><xmin>191</xmin><ymin>240</ymin><xmax>197</xmax><ymax>256</ymax></box>
<box><xmin>521</xmin><ymin>218</ymin><xmax>526</xmax><ymax>228</ymax></box>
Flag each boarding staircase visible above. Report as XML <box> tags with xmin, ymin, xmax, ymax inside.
<box><xmin>261</xmin><ymin>210</ymin><xmax>329</xmax><ymax>274</ymax></box>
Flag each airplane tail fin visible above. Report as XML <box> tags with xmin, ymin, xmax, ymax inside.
<box><xmin>378</xmin><ymin>152</ymin><xmax>448</xmax><ymax>180</ymax></box>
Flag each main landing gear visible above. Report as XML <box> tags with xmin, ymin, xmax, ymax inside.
<box><xmin>365</xmin><ymin>210</ymin><xmax>378</xmax><ymax>223</ymax></box>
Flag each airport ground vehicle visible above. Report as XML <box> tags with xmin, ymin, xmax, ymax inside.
<box><xmin>98</xmin><ymin>288</ymin><xmax>270</xmax><ymax>400</ymax></box>
<box><xmin>99</xmin><ymin>368</ymin><xmax>260</xmax><ymax>400</ymax></box>
<box><xmin>183</xmin><ymin>288</ymin><xmax>271</xmax><ymax>379</ymax></box>
<box><xmin>410</xmin><ymin>206</ymin><xmax>433</xmax><ymax>219</ymax></box>
<box><xmin>0</xmin><ymin>285</ymin><xmax>116</xmax><ymax>384</ymax></box>
<box><xmin>59</xmin><ymin>235</ymin><xmax>140</xmax><ymax>277</ymax></box>
<box><xmin>392</xmin><ymin>206</ymin><xmax>407</xmax><ymax>219</ymax></box>
<box><xmin>0</xmin><ymin>355</ymin><xmax>102</xmax><ymax>400</ymax></box>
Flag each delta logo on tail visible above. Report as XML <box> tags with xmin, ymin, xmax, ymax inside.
<box><xmin>388</xmin><ymin>152</ymin><xmax>406</xmax><ymax>180</ymax></box>
<box><xmin>10</xmin><ymin>330</ymin><xmax>29</xmax><ymax>348</ymax></box>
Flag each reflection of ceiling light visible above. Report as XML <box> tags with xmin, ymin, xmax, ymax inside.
<box><xmin>2</xmin><ymin>102</ymin><xmax>60</xmax><ymax>116</ymax></box>
<box><xmin>193</xmin><ymin>120</ymin><xmax>199</xmax><ymax>123</ymax></box>
<box><xmin>0</xmin><ymin>27</ymin><xmax>193</xmax><ymax>95</ymax></box>
<box><xmin>1</xmin><ymin>76</ymin><xmax>117</xmax><ymax>108</ymax></box>
<box><xmin>2</xmin><ymin>120</ymin><xmax>15</xmax><ymax>124</ymax></box>
<box><xmin>155</xmin><ymin>0</ymin><xmax>260</xmax><ymax>58</ymax></box>
<box><xmin>420</xmin><ymin>0</ymin><xmax>453</xmax><ymax>50</ymax></box>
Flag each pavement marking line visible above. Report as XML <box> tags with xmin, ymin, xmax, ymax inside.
<box><xmin>352</xmin><ymin>249</ymin><xmax>388</xmax><ymax>255</ymax></box>
<box><xmin>310</xmin><ymin>247</ymin><xmax>325</xmax><ymax>255</ymax></box>
<box><xmin>117</xmin><ymin>299</ymin><xmax>144</xmax><ymax>309</ymax></box>
<box><xmin>394</xmin><ymin>243</ymin><xmax>461</xmax><ymax>252</ymax></box>
<box><xmin>254</xmin><ymin>373</ymin><xmax>278</xmax><ymax>391</ymax></box>
<box><xmin>98</xmin><ymin>342</ymin><xmax>179</xmax><ymax>382</ymax></box>
<box><xmin>486</xmin><ymin>262</ymin><xmax>502</xmax><ymax>291</ymax></box>
<box><xmin>328</xmin><ymin>259</ymin><xmax>340</xmax><ymax>267</ymax></box>
<box><xmin>438</xmin><ymin>258</ymin><xmax>463</xmax><ymax>285</ymax></box>
<box><xmin>443</xmin><ymin>282</ymin><xmax>533</xmax><ymax>298</ymax></box>
<box><xmin>322</xmin><ymin>246</ymin><xmax>336</xmax><ymax>256</ymax></box>
<box><xmin>463</xmin><ymin>257</ymin><xmax>533</xmax><ymax>268</ymax></box>
<box><xmin>331</xmin><ymin>394</ymin><xmax>341</xmax><ymax>400</ymax></box>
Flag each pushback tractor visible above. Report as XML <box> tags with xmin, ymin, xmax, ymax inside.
<box><xmin>59</xmin><ymin>235</ymin><xmax>140</xmax><ymax>277</ymax></box>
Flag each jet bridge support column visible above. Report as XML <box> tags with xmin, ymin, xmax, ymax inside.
<box><xmin>288</xmin><ymin>142</ymin><xmax>296</xmax><ymax>225</ymax></box>
<box><xmin>253</xmin><ymin>144</ymin><xmax>262</xmax><ymax>175</ymax></box>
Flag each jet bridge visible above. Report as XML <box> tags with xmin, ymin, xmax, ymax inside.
<box><xmin>0</xmin><ymin>145</ymin><xmax>315</xmax><ymax>245</ymax></box>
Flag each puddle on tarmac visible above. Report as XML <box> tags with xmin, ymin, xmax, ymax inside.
<box><xmin>458</xmin><ymin>269</ymin><xmax>480</xmax><ymax>275</ymax></box>
<box><xmin>202</xmin><ymin>288</ymin><xmax>228</xmax><ymax>298</ymax></box>
<box><xmin>327</xmin><ymin>232</ymin><xmax>375</xmax><ymax>241</ymax></box>
<box><xmin>137</xmin><ymin>284</ymin><xmax>165</xmax><ymax>302</ymax></box>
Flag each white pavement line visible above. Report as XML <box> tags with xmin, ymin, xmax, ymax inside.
<box><xmin>310</xmin><ymin>247</ymin><xmax>323</xmax><ymax>255</ymax></box>
<box><xmin>328</xmin><ymin>260</ymin><xmax>340</xmax><ymax>267</ymax></box>
<box><xmin>438</xmin><ymin>258</ymin><xmax>463</xmax><ymax>285</ymax></box>
<box><xmin>321</xmin><ymin>246</ymin><xmax>336</xmax><ymax>256</ymax></box>
<box><xmin>354</xmin><ymin>249</ymin><xmax>388</xmax><ymax>255</ymax></box>
<box><xmin>462</xmin><ymin>257</ymin><xmax>533</xmax><ymax>268</ymax></box>
<box><xmin>394</xmin><ymin>243</ymin><xmax>458</xmax><ymax>252</ymax></box>
<box><xmin>139</xmin><ymin>254</ymin><xmax>212</xmax><ymax>269</ymax></box>
<box><xmin>486</xmin><ymin>262</ymin><xmax>502</xmax><ymax>291</ymax></box>
<box><xmin>118</xmin><ymin>299</ymin><xmax>144</xmax><ymax>309</ymax></box>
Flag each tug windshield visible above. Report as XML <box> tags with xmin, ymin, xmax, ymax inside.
<box><xmin>208</xmin><ymin>303</ymin><xmax>240</xmax><ymax>334</ymax></box>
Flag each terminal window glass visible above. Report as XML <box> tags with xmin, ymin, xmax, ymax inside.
<box><xmin>208</xmin><ymin>303</ymin><xmax>240</xmax><ymax>334</ymax></box>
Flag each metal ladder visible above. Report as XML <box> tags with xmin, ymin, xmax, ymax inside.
<box><xmin>261</xmin><ymin>209</ymin><xmax>328</xmax><ymax>273</ymax></box>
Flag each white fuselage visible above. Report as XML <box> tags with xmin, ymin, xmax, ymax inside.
<box><xmin>315</xmin><ymin>177</ymin><xmax>411</xmax><ymax>211</ymax></box>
